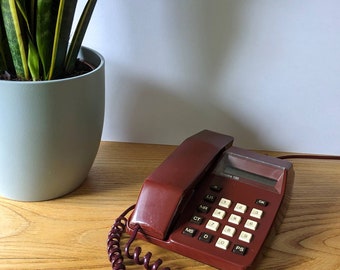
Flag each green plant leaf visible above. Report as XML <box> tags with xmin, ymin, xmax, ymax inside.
<box><xmin>15</xmin><ymin>0</ymin><xmax>34</xmax><ymax>41</ymax></box>
<box><xmin>36</xmin><ymin>0</ymin><xmax>57</xmax><ymax>79</ymax></box>
<box><xmin>28</xmin><ymin>38</ymin><xmax>39</xmax><ymax>80</ymax></box>
<box><xmin>28</xmin><ymin>0</ymin><xmax>36</xmax><ymax>38</ymax></box>
<box><xmin>48</xmin><ymin>0</ymin><xmax>77</xmax><ymax>80</ymax></box>
<box><xmin>15</xmin><ymin>0</ymin><xmax>40</xmax><ymax>80</ymax></box>
<box><xmin>0</xmin><ymin>25</ymin><xmax>6</xmax><ymax>72</ymax></box>
<box><xmin>1</xmin><ymin>0</ymin><xmax>29</xmax><ymax>79</ymax></box>
<box><xmin>0</xmin><ymin>10</ymin><xmax>14</xmax><ymax>73</ymax></box>
<box><xmin>65</xmin><ymin>0</ymin><xmax>97</xmax><ymax>74</ymax></box>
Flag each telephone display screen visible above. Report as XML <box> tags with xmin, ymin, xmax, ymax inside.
<box><xmin>221</xmin><ymin>166</ymin><xmax>277</xmax><ymax>187</ymax></box>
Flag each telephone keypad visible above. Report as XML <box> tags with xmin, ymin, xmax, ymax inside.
<box><xmin>185</xmin><ymin>190</ymin><xmax>269</xmax><ymax>257</ymax></box>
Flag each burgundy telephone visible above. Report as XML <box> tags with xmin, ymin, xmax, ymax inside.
<box><xmin>108</xmin><ymin>130</ymin><xmax>294</xmax><ymax>270</ymax></box>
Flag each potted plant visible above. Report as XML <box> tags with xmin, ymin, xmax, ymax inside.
<box><xmin>0</xmin><ymin>0</ymin><xmax>105</xmax><ymax>201</ymax></box>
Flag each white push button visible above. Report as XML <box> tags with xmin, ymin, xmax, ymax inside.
<box><xmin>250</xmin><ymin>208</ymin><xmax>263</xmax><ymax>219</ymax></box>
<box><xmin>222</xmin><ymin>225</ymin><xmax>236</xmax><ymax>237</ymax></box>
<box><xmin>239</xmin><ymin>231</ymin><xmax>253</xmax><ymax>243</ymax></box>
<box><xmin>234</xmin><ymin>203</ymin><xmax>247</xmax><ymax>214</ymax></box>
<box><xmin>228</xmin><ymin>214</ymin><xmax>242</xmax><ymax>225</ymax></box>
<box><xmin>219</xmin><ymin>198</ymin><xmax>232</xmax><ymax>209</ymax></box>
<box><xmin>212</xmin><ymin>208</ymin><xmax>226</xmax><ymax>219</ymax></box>
<box><xmin>215</xmin><ymin>237</ymin><xmax>230</xmax><ymax>250</ymax></box>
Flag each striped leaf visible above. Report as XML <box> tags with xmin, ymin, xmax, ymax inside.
<box><xmin>16</xmin><ymin>0</ymin><xmax>41</xmax><ymax>80</ymax></box>
<box><xmin>28</xmin><ymin>38</ymin><xmax>39</xmax><ymax>80</ymax></box>
<box><xmin>0</xmin><ymin>10</ymin><xmax>14</xmax><ymax>73</ymax></box>
<box><xmin>1</xmin><ymin>0</ymin><xmax>97</xmax><ymax>80</ymax></box>
<box><xmin>48</xmin><ymin>0</ymin><xmax>77</xmax><ymax>80</ymax></box>
<box><xmin>36</xmin><ymin>0</ymin><xmax>57</xmax><ymax>79</ymax></box>
<box><xmin>65</xmin><ymin>0</ymin><xmax>97</xmax><ymax>74</ymax></box>
<box><xmin>15</xmin><ymin>0</ymin><xmax>34</xmax><ymax>41</ymax></box>
<box><xmin>0</xmin><ymin>0</ymin><xmax>29</xmax><ymax>80</ymax></box>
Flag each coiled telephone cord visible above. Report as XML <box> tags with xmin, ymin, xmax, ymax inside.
<box><xmin>107</xmin><ymin>205</ymin><xmax>170</xmax><ymax>270</ymax></box>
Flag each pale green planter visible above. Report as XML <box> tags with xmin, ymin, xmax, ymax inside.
<box><xmin>0</xmin><ymin>47</ymin><xmax>105</xmax><ymax>201</ymax></box>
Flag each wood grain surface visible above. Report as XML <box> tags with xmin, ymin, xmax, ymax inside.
<box><xmin>0</xmin><ymin>142</ymin><xmax>339</xmax><ymax>269</ymax></box>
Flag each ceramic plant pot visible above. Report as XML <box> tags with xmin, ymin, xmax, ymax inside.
<box><xmin>0</xmin><ymin>47</ymin><xmax>105</xmax><ymax>201</ymax></box>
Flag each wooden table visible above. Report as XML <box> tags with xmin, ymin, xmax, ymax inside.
<box><xmin>0</xmin><ymin>142</ymin><xmax>340</xmax><ymax>269</ymax></box>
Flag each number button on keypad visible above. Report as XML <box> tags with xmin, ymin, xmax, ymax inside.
<box><xmin>222</xmin><ymin>225</ymin><xmax>236</xmax><ymax>237</ymax></box>
<box><xmin>212</xmin><ymin>208</ymin><xmax>226</xmax><ymax>220</ymax></box>
<box><xmin>228</xmin><ymin>214</ymin><xmax>242</xmax><ymax>225</ymax></box>
<box><xmin>239</xmin><ymin>231</ymin><xmax>253</xmax><ymax>243</ymax></box>
<box><xmin>244</xmin><ymin>219</ymin><xmax>258</xmax><ymax>231</ymax></box>
<box><xmin>250</xmin><ymin>208</ymin><xmax>263</xmax><ymax>219</ymax></box>
<box><xmin>206</xmin><ymin>220</ymin><xmax>220</xmax><ymax>232</ymax></box>
<box><xmin>218</xmin><ymin>198</ymin><xmax>232</xmax><ymax>209</ymax></box>
<box><xmin>215</xmin><ymin>237</ymin><xmax>230</xmax><ymax>250</ymax></box>
<box><xmin>234</xmin><ymin>203</ymin><xmax>247</xmax><ymax>214</ymax></box>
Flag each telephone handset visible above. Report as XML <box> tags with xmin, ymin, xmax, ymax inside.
<box><xmin>108</xmin><ymin>130</ymin><xmax>294</xmax><ymax>270</ymax></box>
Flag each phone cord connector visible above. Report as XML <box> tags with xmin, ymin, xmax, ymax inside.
<box><xmin>108</xmin><ymin>205</ymin><xmax>170</xmax><ymax>270</ymax></box>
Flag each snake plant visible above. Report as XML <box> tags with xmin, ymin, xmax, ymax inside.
<box><xmin>0</xmin><ymin>0</ymin><xmax>97</xmax><ymax>81</ymax></box>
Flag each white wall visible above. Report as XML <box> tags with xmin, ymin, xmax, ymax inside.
<box><xmin>77</xmin><ymin>0</ymin><xmax>340</xmax><ymax>155</ymax></box>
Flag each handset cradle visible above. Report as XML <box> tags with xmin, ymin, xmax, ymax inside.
<box><xmin>128</xmin><ymin>130</ymin><xmax>234</xmax><ymax>240</ymax></box>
